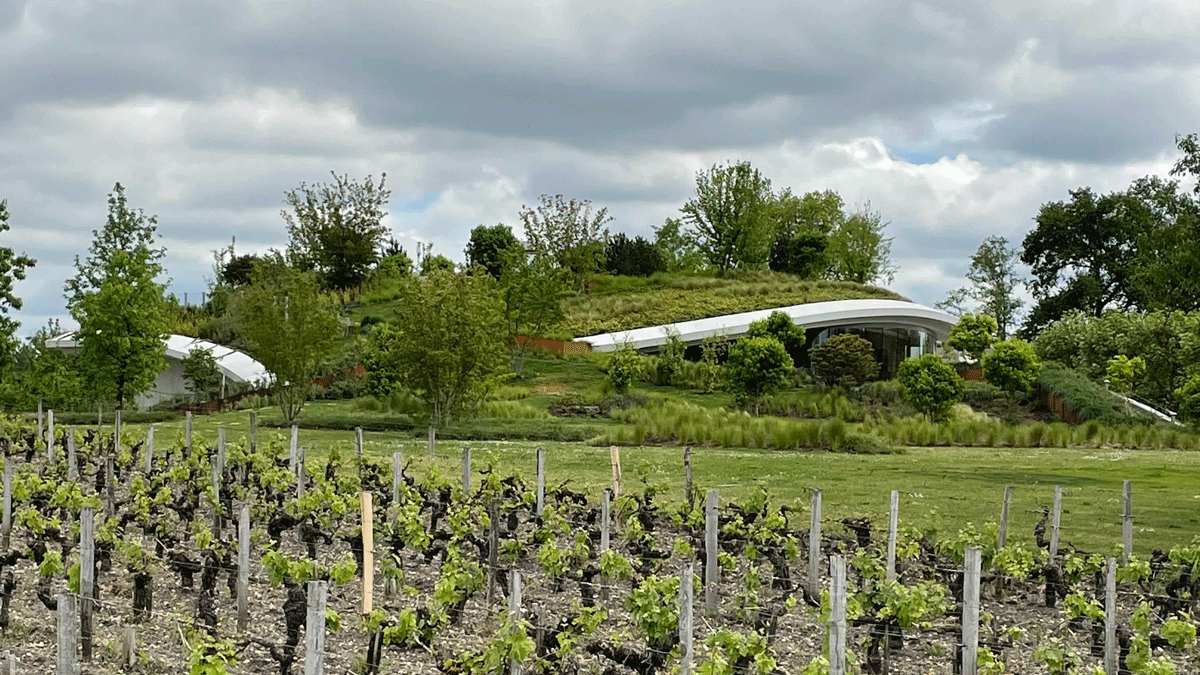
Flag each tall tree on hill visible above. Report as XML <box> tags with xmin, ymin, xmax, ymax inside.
<box><xmin>825</xmin><ymin>202</ymin><xmax>896</xmax><ymax>285</ymax></box>
<box><xmin>465</xmin><ymin>224</ymin><xmax>523</xmax><ymax>279</ymax></box>
<box><xmin>283</xmin><ymin>171</ymin><xmax>391</xmax><ymax>291</ymax></box>
<box><xmin>1126</xmin><ymin>175</ymin><xmax>1200</xmax><ymax>312</ymax></box>
<box><xmin>767</xmin><ymin>189</ymin><xmax>839</xmax><ymax>278</ymax></box>
<box><xmin>65</xmin><ymin>183</ymin><xmax>171</xmax><ymax>410</ymax></box>
<box><xmin>653</xmin><ymin>217</ymin><xmax>704</xmax><ymax>273</ymax></box>
<box><xmin>0</xmin><ymin>199</ymin><xmax>36</xmax><ymax>371</ymax></box>
<box><xmin>605</xmin><ymin>233</ymin><xmax>666</xmax><ymax>277</ymax></box>
<box><xmin>937</xmin><ymin>236</ymin><xmax>1025</xmax><ymax>339</ymax></box>
<box><xmin>520</xmin><ymin>194</ymin><xmax>611</xmax><ymax>293</ymax></box>
<box><xmin>499</xmin><ymin>248</ymin><xmax>569</xmax><ymax>376</ymax></box>
<box><xmin>681</xmin><ymin>161</ymin><xmax>774</xmax><ymax>275</ymax></box>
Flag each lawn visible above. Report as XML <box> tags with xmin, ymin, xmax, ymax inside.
<box><xmin>118</xmin><ymin>407</ymin><xmax>1200</xmax><ymax>555</ymax></box>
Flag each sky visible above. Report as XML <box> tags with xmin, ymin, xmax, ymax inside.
<box><xmin>3</xmin><ymin>0</ymin><xmax>1198</xmax><ymax>337</ymax></box>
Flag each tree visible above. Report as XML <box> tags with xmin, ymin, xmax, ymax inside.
<box><xmin>653</xmin><ymin>217</ymin><xmax>704</xmax><ymax>273</ymax></box>
<box><xmin>65</xmin><ymin>183</ymin><xmax>172</xmax><ymax>410</ymax></box>
<box><xmin>825</xmin><ymin>203</ymin><xmax>896</xmax><ymax>285</ymax></box>
<box><xmin>283</xmin><ymin>171</ymin><xmax>391</xmax><ymax>291</ymax></box>
<box><xmin>605</xmin><ymin>346</ymin><xmax>643</xmax><ymax>395</ymax></box>
<box><xmin>605</xmin><ymin>233</ymin><xmax>666</xmax><ymax>277</ymax></box>
<box><xmin>767</xmin><ymin>189</ymin><xmax>840</xmax><ymax>277</ymax></box>
<box><xmin>1105</xmin><ymin>355</ymin><xmax>1146</xmax><ymax>396</ymax></box>
<box><xmin>229</xmin><ymin>255</ymin><xmax>340</xmax><ymax>422</ymax></box>
<box><xmin>769</xmin><ymin>230</ymin><xmax>828</xmax><ymax>278</ymax></box>
<box><xmin>465</xmin><ymin>224</ymin><xmax>523</xmax><ymax>279</ymax></box>
<box><xmin>520</xmin><ymin>194</ymin><xmax>611</xmax><ymax>293</ymax></box>
<box><xmin>0</xmin><ymin>199</ymin><xmax>36</xmax><ymax>370</ymax></box>
<box><xmin>1125</xmin><ymin>176</ymin><xmax>1200</xmax><ymax>312</ymax></box>
<box><xmin>810</xmin><ymin>333</ymin><xmax>879</xmax><ymax>388</ymax></box>
<box><xmin>938</xmin><ymin>236</ymin><xmax>1024</xmax><ymax>339</ymax></box>
<box><xmin>182</xmin><ymin>348</ymin><xmax>223</xmax><ymax>402</ymax></box>
<box><xmin>897</xmin><ymin>354</ymin><xmax>964</xmax><ymax>421</ymax></box>
<box><xmin>681</xmin><ymin>161</ymin><xmax>774</xmax><ymax>274</ymax></box>
<box><xmin>420</xmin><ymin>254</ymin><xmax>456</xmax><ymax>276</ymax></box>
<box><xmin>745</xmin><ymin>311</ymin><xmax>806</xmax><ymax>361</ymax></box>
<box><xmin>1170</xmin><ymin>132</ymin><xmax>1200</xmax><ymax>195</ymax></box>
<box><xmin>725</xmin><ymin>336</ymin><xmax>793</xmax><ymax>414</ymax></box>
<box><xmin>367</xmin><ymin>269</ymin><xmax>508</xmax><ymax>427</ymax></box>
<box><xmin>499</xmin><ymin>249</ymin><xmax>569</xmax><ymax>376</ymax></box>
<box><xmin>1176</xmin><ymin>374</ymin><xmax>1200</xmax><ymax>426</ymax></box>
<box><xmin>947</xmin><ymin>313</ymin><xmax>998</xmax><ymax>362</ymax></box>
<box><xmin>982</xmin><ymin>339</ymin><xmax>1041</xmax><ymax>395</ymax></box>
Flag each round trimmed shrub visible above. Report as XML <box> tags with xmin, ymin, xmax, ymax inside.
<box><xmin>983</xmin><ymin>339</ymin><xmax>1041</xmax><ymax>395</ymax></box>
<box><xmin>810</xmin><ymin>333</ymin><xmax>879</xmax><ymax>388</ymax></box>
<box><xmin>897</xmin><ymin>354</ymin><xmax>964</xmax><ymax>422</ymax></box>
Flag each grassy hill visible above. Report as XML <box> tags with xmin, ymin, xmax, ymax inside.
<box><xmin>349</xmin><ymin>270</ymin><xmax>905</xmax><ymax>338</ymax></box>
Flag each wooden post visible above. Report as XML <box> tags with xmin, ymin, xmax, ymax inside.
<box><xmin>535</xmin><ymin>447</ymin><xmax>545</xmax><ymax>518</ymax></box>
<box><xmin>68</xmin><ymin>428</ymin><xmax>78</xmax><ymax>481</ymax></box>
<box><xmin>679</xmin><ymin>563</ymin><xmax>694</xmax><ymax>675</ymax></box>
<box><xmin>238</xmin><ymin>503</ymin><xmax>250</xmax><ymax>634</ymax></box>
<box><xmin>704</xmin><ymin>489</ymin><xmax>718</xmax><ymax>613</ymax></box>
<box><xmin>808</xmin><ymin>489</ymin><xmax>822</xmax><ymax>601</ymax></box>
<box><xmin>249</xmin><ymin>411</ymin><xmax>257</xmax><ymax>455</ymax></box>
<box><xmin>427</xmin><ymin>425</ymin><xmax>436</xmax><ymax>456</ymax></box>
<box><xmin>392</xmin><ymin>451</ymin><xmax>403</xmax><ymax>509</ymax></box>
<box><xmin>211</xmin><ymin>456</ymin><xmax>222</xmax><ymax>538</ymax></box>
<box><xmin>105</xmin><ymin>455</ymin><xmax>115</xmax><ymax>516</ymax></box>
<box><xmin>1</xmin><ymin>458</ymin><xmax>11</xmax><ymax>551</ymax></box>
<box><xmin>304</xmin><ymin>580</ymin><xmax>328</xmax><ymax>675</ymax></box>
<box><xmin>829</xmin><ymin>553</ymin><xmax>847</xmax><ymax>675</ymax></box>
<box><xmin>2</xmin><ymin>651</ymin><xmax>15</xmax><ymax>675</ymax></box>
<box><xmin>217</xmin><ymin>426</ymin><xmax>226</xmax><ymax>478</ymax></box>
<box><xmin>886</xmin><ymin>489</ymin><xmax>899</xmax><ymax>583</ymax></box>
<box><xmin>600</xmin><ymin>489</ymin><xmax>610</xmax><ymax>552</ymax></box>
<box><xmin>185</xmin><ymin>411</ymin><xmax>193</xmax><ymax>453</ymax></box>
<box><xmin>962</xmin><ymin>546</ymin><xmax>982</xmax><ymax>675</ymax></box>
<box><xmin>1104</xmin><ymin>557</ymin><xmax>1117</xmax><ymax>675</ymax></box>
<box><xmin>114</xmin><ymin>409</ymin><xmax>121</xmax><ymax>458</ymax></box>
<box><xmin>143</xmin><ymin>425</ymin><xmax>154</xmax><ymax>474</ymax></box>
<box><xmin>508</xmin><ymin>570</ymin><xmax>523</xmax><ymax>675</ymax></box>
<box><xmin>487</xmin><ymin>498</ymin><xmax>500</xmax><ymax>605</ymax></box>
<box><xmin>609</xmin><ymin>446</ymin><xmax>622</xmax><ymax>497</ymax></box>
<box><xmin>361</xmin><ymin>492</ymin><xmax>374</xmax><ymax>615</ymax></box>
<box><xmin>461</xmin><ymin>447</ymin><xmax>471</xmax><ymax>496</ymax></box>
<box><xmin>296</xmin><ymin>446</ymin><xmax>306</xmax><ymax>498</ymax></box>
<box><xmin>1049</xmin><ymin>485</ymin><xmax>1063</xmax><ymax>560</ymax></box>
<box><xmin>97</xmin><ymin>402</ymin><xmax>102</xmax><ymax>428</ymax></box>
<box><xmin>80</xmin><ymin>506</ymin><xmax>95</xmax><ymax>661</ymax></box>
<box><xmin>121</xmin><ymin>626</ymin><xmax>137</xmax><ymax>666</ymax></box>
<box><xmin>355</xmin><ymin>427</ymin><xmax>364</xmax><ymax>478</ymax></box>
<box><xmin>1122</xmin><ymin>480</ymin><xmax>1133</xmax><ymax>564</ymax></box>
<box><xmin>289</xmin><ymin>425</ymin><xmax>298</xmax><ymax>471</ymax></box>
<box><xmin>36</xmin><ymin>399</ymin><xmax>42</xmax><ymax>448</ymax></box>
<box><xmin>57</xmin><ymin>592</ymin><xmax>77</xmax><ymax>675</ymax></box>
<box><xmin>998</xmin><ymin>485</ymin><xmax>1013</xmax><ymax>548</ymax></box>
<box><xmin>683</xmin><ymin>446</ymin><xmax>693</xmax><ymax>512</ymax></box>
<box><xmin>46</xmin><ymin>410</ymin><xmax>55</xmax><ymax>464</ymax></box>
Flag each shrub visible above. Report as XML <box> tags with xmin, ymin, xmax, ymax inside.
<box><xmin>724</xmin><ymin>336</ymin><xmax>794</xmax><ymax>414</ymax></box>
<box><xmin>605</xmin><ymin>233</ymin><xmax>667</xmax><ymax>277</ymax></box>
<box><xmin>745</xmin><ymin>310</ymin><xmax>806</xmax><ymax>360</ymax></box>
<box><xmin>983</xmin><ymin>339</ymin><xmax>1041</xmax><ymax>395</ymax></box>
<box><xmin>1105</xmin><ymin>355</ymin><xmax>1146</xmax><ymax>395</ymax></box>
<box><xmin>960</xmin><ymin>380</ymin><xmax>1005</xmax><ymax>406</ymax></box>
<box><xmin>1035</xmin><ymin>362</ymin><xmax>1140</xmax><ymax>424</ymax></box>
<box><xmin>947</xmin><ymin>313</ymin><xmax>997</xmax><ymax>361</ymax></box>
<box><xmin>653</xmin><ymin>332</ymin><xmax>686</xmax><ymax>386</ymax></box>
<box><xmin>897</xmin><ymin>354</ymin><xmax>964</xmax><ymax>421</ymax></box>
<box><xmin>810</xmin><ymin>333</ymin><xmax>878</xmax><ymax>388</ymax></box>
<box><xmin>1177</xmin><ymin>375</ymin><xmax>1200</xmax><ymax>426</ymax></box>
<box><xmin>605</xmin><ymin>346</ymin><xmax>643</xmax><ymax>395</ymax></box>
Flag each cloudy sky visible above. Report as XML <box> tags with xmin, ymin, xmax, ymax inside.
<box><xmin>3</xmin><ymin>0</ymin><xmax>1197</xmax><ymax>336</ymax></box>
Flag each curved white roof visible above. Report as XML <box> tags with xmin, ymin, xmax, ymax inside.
<box><xmin>576</xmin><ymin>299</ymin><xmax>956</xmax><ymax>353</ymax></box>
<box><xmin>44</xmin><ymin>332</ymin><xmax>273</xmax><ymax>385</ymax></box>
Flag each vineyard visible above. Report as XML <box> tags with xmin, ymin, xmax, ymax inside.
<box><xmin>0</xmin><ymin>415</ymin><xmax>1199</xmax><ymax>675</ymax></box>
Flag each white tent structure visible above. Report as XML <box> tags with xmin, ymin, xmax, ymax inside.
<box><xmin>44</xmin><ymin>333</ymin><xmax>272</xmax><ymax>410</ymax></box>
<box><xmin>576</xmin><ymin>299</ymin><xmax>957</xmax><ymax>353</ymax></box>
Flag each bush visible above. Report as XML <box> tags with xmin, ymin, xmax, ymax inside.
<box><xmin>724</xmin><ymin>336</ymin><xmax>794</xmax><ymax>414</ymax></box>
<box><xmin>1177</xmin><ymin>375</ymin><xmax>1200</xmax><ymax>426</ymax></box>
<box><xmin>960</xmin><ymin>380</ymin><xmax>1006</xmax><ymax>406</ymax></box>
<box><xmin>1036</xmin><ymin>362</ymin><xmax>1141</xmax><ymax>424</ymax></box>
<box><xmin>605</xmin><ymin>346</ymin><xmax>643</xmax><ymax>394</ymax></box>
<box><xmin>653</xmin><ymin>332</ymin><xmax>686</xmax><ymax>386</ymax></box>
<box><xmin>605</xmin><ymin>234</ymin><xmax>667</xmax><ymax>277</ymax></box>
<box><xmin>745</xmin><ymin>310</ymin><xmax>806</xmax><ymax>360</ymax></box>
<box><xmin>983</xmin><ymin>339</ymin><xmax>1041</xmax><ymax>394</ymax></box>
<box><xmin>947</xmin><ymin>313</ymin><xmax>997</xmax><ymax>361</ymax></box>
<box><xmin>897</xmin><ymin>354</ymin><xmax>964</xmax><ymax>421</ymax></box>
<box><xmin>810</xmin><ymin>334</ymin><xmax>878</xmax><ymax>388</ymax></box>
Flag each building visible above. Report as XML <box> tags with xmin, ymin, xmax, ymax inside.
<box><xmin>44</xmin><ymin>333</ymin><xmax>272</xmax><ymax>410</ymax></box>
<box><xmin>574</xmin><ymin>299</ymin><xmax>957</xmax><ymax>378</ymax></box>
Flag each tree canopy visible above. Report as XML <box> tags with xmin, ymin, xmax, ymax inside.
<box><xmin>897</xmin><ymin>354</ymin><xmax>963</xmax><ymax>421</ymax></box>
<box><xmin>681</xmin><ymin>161</ymin><xmax>774</xmax><ymax>275</ymax></box>
<box><xmin>499</xmin><ymin>248</ymin><xmax>569</xmax><ymax>376</ymax></box>
<box><xmin>520</xmin><ymin>194</ymin><xmax>610</xmax><ymax>292</ymax></box>
<box><xmin>725</xmin><ymin>336</ymin><xmax>793</xmax><ymax>414</ymax></box>
<box><xmin>465</xmin><ymin>224</ymin><xmax>522</xmax><ymax>279</ymax></box>
<box><xmin>983</xmin><ymin>339</ymin><xmax>1041</xmax><ymax>395</ymax></box>
<box><xmin>745</xmin><ymin>310</ymin><xmax>806</xmax><ymax>361</ymax></box>
<box><xmin>947</xmin><ymin>313</ymin><xmax>997</xmax><ymax>362</ymax></box>
<box><xmin>0</xmin><ymin>199</ymin><xmax>36</xmax><ymax>370</ymax></box>
<box><xmin>283</xmin><ymin>171</ymin><xmax>391</xmax><ymax>291</ymax></box>
<box><xmin>810</xmin><ymin>333</ymin><xmax>879</xmax><ymax>388</ymax></box>
<box><xmin>939</xmin><ymin>236</ymin><xmax>1024</xmax><ymax>339</ymax></box>
<box><xmin>605</xmin><ymin>233</ymin><xmax>666</xmax><ymax>277</ymax></box>
<box><xmin>825</xmin><ymin>203</ymin><xmax>896</xmax><ymax>285</ymax></box>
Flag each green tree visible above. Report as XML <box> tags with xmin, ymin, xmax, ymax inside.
<box><xmin>938</xmin><ymin>236</ymin><xmax>1025</xmax><ymax>338</ymax></box>
<box><xmin>605</xmin><ymin>345</ymin><xmax>643</xmax><ymax>395</ymax></box>
<box><xmin>681</xmin><ymin>161</ymin><xmax>774</xmax><ymax>274</ymax></box>
<box><xmin>725</xmin><ymin>336</ymin><xmax>793</xmax><ymax>414</ymax></box>
<box><xmin>368</xmin><ymin>269</ymin><xmax>509</xmax><ymax>427</ymax></box>
<box><xmin>499</xmin><ymin>249</ymin><xmax>569</xmax><ymax>377</ymax></box>
<box><xmin>465</xmin><ymin>224</ymin><xmax>522</xmax><ymax>279</ymax></box>
<box><xmin>947</xmin><ymin>313</ymin><xmax>998</xmax><ymax>362</ymax></box>
<box><xmin>653</xmin><ymin>217</ymin><xmax>704</xmax><ymax>273</ymax></box>
<box><xmin>229</xmin><ymin>255</ymin><xmax>340</xmax><ymax>422</ymax></box>
<box><xmin>0</xmin><ymin>199</ymin><xmax>36</xmax><ymax>370</ymax></box>
<box><xmin>65</xmin><ymin>183</ymin><xmax>171</xmax><ymax>410</ymax></box>
<box><xmin>283</xmin><ymin>171</ymin><xmax>391</xmax><ymax>291</ymax></box>
<box><xmin>420</xmin><ymin>254</ymin><xmax>456</xmax><ymax>276</ymax></box>
<box><xmin>825</xmin><ymin>203</ymin><xmax>896</xmax><ymax>285</ymax></box>
<box><xmin>520</xmin><ymin>194</ymin><xmax>611</xmax><ymax>293</ymax></box>
<box><xmin>1176</xmin><ymin>374</ymin><xmax>1200</xmax><ymax>426</ymax></box>
<box><xmin>983</xmin><ymin>339</ymin><xmax>1041</xmax><ymax>395</ymax></box>
<box><xmin>767</xmin><ymin>189</ymin><xmax>840</xmax><ymax>277</ymax></box>
<box><xmin>1125</xmin><ymin>176</ymin><xmax>1200</xmax><ymax>312</ymax></box>
<box><xmin>182</xmin><ymin>348</ymin><xmax>223</xmax><ymax>402</ymax></box>
<box><xmin>605</xmin><ymin>233</ymin><xmax>666</xmax><ymax>277</ymax></box>
<box><xmin>897</xmin><ymin>354</ymin><xmax>964</xmax><ymax>421</ymax></box>
<box><xmin>1105</xmin><ymin>355</ymin><xmax>1146</xmax><ymax>395</ymax></box>
<box><xmin>1170</xmin><ymin>132</ymin><xmax>1200</xmax><ymax>195</ymax></box>
<box><xmin>653</xmin><ymin>330</ymin><xmax>686</xmax><ymax>386</ymax></box>
<box><xmin>810</xmin><ymin>333</ymin><xmax>879</xmax><ymax>388</ymax></box>
<box><xmin>745</xmin><ymin>311</ymin><xmax>806</xmax><ymax>361</ymax></box>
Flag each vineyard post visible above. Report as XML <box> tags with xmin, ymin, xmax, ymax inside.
<box><xmin>1</xmin><ymin>458</ymin><xmax>11</xmax><ymax>550</ymax></box>
<box><xmin>600</xmin><ymin>489</ymin><xmax>611</xmax><ymax>603</ymax></box>
<box><xmin>238</xmin><ymin>502</ymin><xmax>250</xmax><ymax>634</ymax></box>
<box><xmin>217</xmin><ymin>426</ymin><xmax>226</xmax><ymax>478</ymax></box>
<box><xmin>392</xmin><ymin>451</ymin><xmax>402</xmax><ymax>509</ymax></box>
<box><xmin>829</xmin><ymin>553</ymin><xmax>847</xmax><ymax>675</ymax></box>
<box><xmin>289</xmin><ymin>425</ymin><xmax>298</xmax><ymax>471</ymax></box>
<box><xmin>427</xmin><ymin>425</ymin><xmax>436</xmax><ymax>456</ymax></box>
<box><xmin>886</xmin><ymin>489</ymin><xmax>899</xmax><ymax>583</ymax></box>
<box><xmin>304</xmin><ymin>580</ymin><xmax>328</xmax><ymax>675</ymax></box>
<box><xmin>185</xmin><ymin>411</ymin><xmax>192</xmax><ymax>455</ymax></box>
<box><xmin>297</xmin><ymin>446</ymin><xmax>306</xmax><ymax>498</ymax></box>
<box><xmin>210</xmin><ymin>455</ymin><xmax>222</xmax><ymax>538</ymax></box>
<box><xmin>36</xmin><ymin>398</ymin><xmax>42</xmax><ymax>448</ymax></box>
<box><xmin>998</xmin><ymin>486</ymin><xmax>1013</xmax><ymax>548</ymax></box>
<box><xmin>1104</xmin><ymin>557</ymin><xmax>1117</xmax><ymax>674</ymax></box>
<box><xmin>679</xmin><ymin>562</ymin><xmax>694</xmax><ymax>675</ymax></box>
<box><xmin>114</xmin><ymin>409</ymin><xmax>121</xmax><ymax>462</ymax></box>
<box><xmin>461</xmin><ymin>447</ymin><xmax>471</xmax><ymax>496</ymax></box>
<box><xmin>249</xmin><ymin>411</ymin><xmax>256</xmax><ymax>455</ymax></box>
<box><xmin>508</xmin><ymin>570</ymin><xmax>523</xmax><ymax>675</ymax></box>
<box><xmin>361</xmin><ymin>491</ymin><xmax>374</xmax><ymax>614</ymax></box>
<box><xmin>2</xmin><ymin>651</ymin><xmax>14</xmax><ymax>675</ymax></box>
<box><xmin>487</xmin><ymin>498</ymin><xmax>499</xmax><ymax>605</ymax></box>
<box><xmin>80</xmin><ymin>506</ymin><xmax>95</xmax><ymax>661</ymax></box>
<box><xmin>56</xmin><ymin>592</ymin><xmax>77</xmax><ymax>675</ymax></box>
<box><xmin>47</xmin><ymin>409</ymin><xmax>55</xmax><ymax>464</ymax></box>
<box><xmin>354</xmin><ymin>428</ymin><xmax>364</xmax><ymax>482</ymax></box>
<box><xmin>143</xmin><ymin>425</ymin><xmax>153</xmax><ymax>474</ymax></box>
<box><xmin>121</xmin><ymin>626</ymin><xmax>137</xmax><ymax>666</ymax></box>
<box><xmin>961</xmin><ymin>546</ymin><xmax>981</xmax><ymax>675</ymax></box>
<box><xmin>704</xmin><ymin>489</ymin><xmax>718</xmax><ymax>613</ymax></box>
<box><xmin>1122</xmin><ymin>480</ymin><xmax>1133</xmax><ymax>564</ymax></box>
<box><xmin>96</xmin><ymin>402</ymin><xmax>101</xmax><ymax>428</ymax></box>
<box><xmin>808</xmin><ymin>489</ymin><xmax>822</xmax><ymax>601</ymax></box>
<box><xmin>683</xmin><ymin>446</ymin><xmax>693</xmax><ymax>513</ymax></box>
<box><xmin>105</xmin><ymin>455</ymin><xmax>115</xmax><ymax>516</ymax></box>
<box><xmin>1050</xmin><ymin>485</ymin><xmax>1063</xmax><ymax>560</ymax></box>
<box><xmin>609</xmin><ymin>446</ymin><xmax>622</xmax><ymax>497</ymax></box>
<box><xmin>535</xmin><ymin>447</ymin><xmax>545</xmax><ymax>518</ymax></box>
